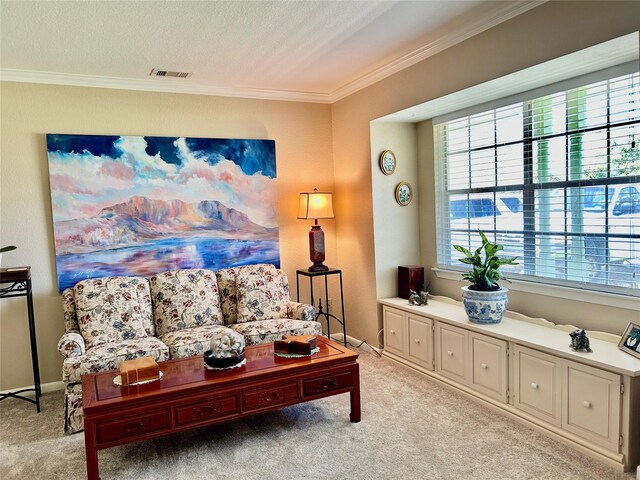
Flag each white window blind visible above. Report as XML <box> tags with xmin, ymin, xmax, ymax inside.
<box><xmin>434</xmin><ymin>72</ymin><xmax>640</xmax><ymax>296</ymax></box>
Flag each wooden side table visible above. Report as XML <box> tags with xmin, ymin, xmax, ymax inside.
<box><xmin>296</xmin><ymin>268</ymin><xmax>346</xmax><ymax>346</ymax></box>
<box><xmin>0</xmin><ymin>266</ymin><xmax>41</xmax><ymax>412</ymax></box>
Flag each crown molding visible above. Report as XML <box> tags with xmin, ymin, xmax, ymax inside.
<box><xmin>328</xmin><ymin>0</ymin><xmax>546</xmax><ymax>102</ymax></box>
<box><xmin>0</xmin><ymin>69</ymin><xmax>333</xmax><ymax>104</ymax></box>
<box><xmin>0</xmin><ymin>1</ymin><xmax>544</xmax><ymax>105</ymax></box>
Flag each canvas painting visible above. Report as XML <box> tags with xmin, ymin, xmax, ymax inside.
<box><xmin>46</xmin><ymin>134</ymin><xmax>279</xmax><ymax>291</ymax></box>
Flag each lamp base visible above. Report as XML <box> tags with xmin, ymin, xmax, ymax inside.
<box><xmin>308</xmin><ymin>224</ymin><xmax>328</xmax><ymax>273</ymax></box>
<box><xmin>308</xmin><ymin>264</ymin><xmax>329</xmax><ymax>272</ymax></box>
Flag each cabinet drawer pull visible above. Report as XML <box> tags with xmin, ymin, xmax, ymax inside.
<box><xmin>192</xmin><ymin>403</ymin><xmax>222</xmax><ymax>419</ymax></box>
<box><xmin>583</xmin><ymin>401</ymin><xmax>592</xmax><ymax>408</ymax></box>
<box><xmin>480</xmin><ymin>363</ymin><xmax>488</xmax><ymax>369</ymax></box>
<box><xmin>530</xmin><ymin>382</ymin><xmax>539</xmax><ymax>390</ymax></box>
<box><xmin>318</xmin><ymin>377</ymin><xmax>339</xmax><ymax>391</ymax></box>
<box><xmin>125</xmin><ymin>419</ymin><xmax>149</xmax><ymax>434</ymax></box>
<box><xmin>258</xmin><ymin>390</ymin><xmax>281</xmax><ymax>405</ymax></box>
<box><xmin>447</xmin><ymin>350</ymin><xmax>453</xmax><ymax>356</ymax></box>
<box><xmin>390</xmin><ymin>329</ymin><xmax>396</xmax><ymax>335</ymax></box>
<box><xmin>414</xmin><ymin>338</ymin><xmax>420</xmax><ymax>344</ymax></box>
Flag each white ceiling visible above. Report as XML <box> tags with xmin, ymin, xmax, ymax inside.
<box><xmin>0</xmin><ymin>0</ymin><xmax>542</xmax><ymax>103</ymax></box>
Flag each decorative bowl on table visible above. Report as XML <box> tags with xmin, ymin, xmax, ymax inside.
<box><xmin>204</xmin><ymin>328</ymin><xmax>246</xmax><ymax>369</ymax></box>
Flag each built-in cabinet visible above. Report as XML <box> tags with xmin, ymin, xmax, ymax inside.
<box><xmin>562</xmin><ymin>360</ymin><xmax>621</xmax><ymax>451</ymax></box>
<box><xmin>380</xmin><ymin>297</ymin><xmax>640</xmax><ymax>472</ymax></box>
<box><xmin>435</xmin><ymin>322</ymin><xmax>467</xmax><ymax>383</ymax></box>
<box><xmin>468</xmin><ymin>332</ymin><xmax>508</xmax><ymax>403</ymax></box>
<box><xmin>512</xmin><ymin>345</ymin><xmax>562</xmax><ymax>427</ymax></box>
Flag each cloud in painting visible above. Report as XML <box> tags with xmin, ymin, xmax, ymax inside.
<box><xmin>47</xmin><ymin>135</ymin><xmax>277</xmax><ymax>227</ymax></box>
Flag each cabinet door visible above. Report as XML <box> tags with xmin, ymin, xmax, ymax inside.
<box><xmin>383</xmin><ymin>307</ymin><xmax>405</xmax><ymax>356</ymax></box>
<box><xmin>436</xmin><ymin>323</ymin><xmax>468</xmax><ymax>384</ymax></box>
<box><xmin>513</xmin><ymin>345</ymin><xmax>561</xmax><ymax>427</ymax></box>
<box><xmin>408</xmin><ymin>314</ymin><xmax>433</xmax><ymax>370</ymax></box>
<box><xmin>469</xmin><ymin>333</ymin><xmax>507</xmax><ymax>403</ymax></box>
<box><xmin>562</xmin><ymin>360</ymin><xmax>621</xmax><ymax>451</ymax></box>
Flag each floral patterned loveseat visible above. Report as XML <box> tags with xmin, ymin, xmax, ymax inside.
<box><xmin>57</xmin><ymin>263</ymin><xmax>320</xmax><ymax>433</ymax></box>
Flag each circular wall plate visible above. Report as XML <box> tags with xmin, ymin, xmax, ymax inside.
<box><xmin>395</xmin><ymin>181</ymin><xmax>413</xmax><ymax>206</ymax></box>
<box><xmin>379</xmin><ymin>149</ymin><xmax>396</xmax><ymax>175</ymax></box>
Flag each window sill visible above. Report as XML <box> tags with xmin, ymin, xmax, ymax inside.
<box><xmin>432</xmin><ymin>267</ymin><xmax>640</xmax><ymax>311</ymax></box>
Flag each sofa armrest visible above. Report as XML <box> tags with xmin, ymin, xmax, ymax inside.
<box><xmin>57</xmin><ymin>331</ymin><xmax>85</xmax><ymax>358</ymax></box>
<box><xmin>287</xmin><ymin>301</ymin><xmax>315</xmax><ymax>321</ymax></box>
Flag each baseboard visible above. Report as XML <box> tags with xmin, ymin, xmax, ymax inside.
<box><xmin>329</xmin><ymin>333</ymin><xmax>383</xmax><ymax>355</ymax></box>
<box><xmin>0</xmin><ymin>380</ymin><xmax>65</xmax><ymax>397</ymax></box>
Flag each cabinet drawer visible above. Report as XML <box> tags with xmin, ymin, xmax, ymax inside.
<box><xmin>242</xmin><ymin>383</ymin><xmax>299</xmax><ymax>412</ymax></box>
<box><xmin>96</xmin><ymin>408</ymin><xmax>170</xmax><ymax>445</ymax></box>
<box><xmin>303</xmin><ymin>371</ymin><xmax>353</xmax><ymax>396</ymax></box>
<box><xmin>408</xmin><ymin>315</ymin><xmax>433</xmax><ymax>369</ymax></box>
<box><xmin>175</xmin><ymin>395</ymin><xmax>238</xmax><ymax>426</ymax></box>
<box><xmin>436</xmin><ymin>323</ymin><xmax>468</xmax><ymax>384</ymax></box>
<box><xmin>469</xmin><ymin>333</ymin><xmax>507</xmax><ymax>403</ymax></box>
<box><xmin>383</xmin><ymin>307</ymin><xmax>405</xmax><ymax>354</ymax></box>
<box><xmin>513</xmin><ymin>345</ymin><xmax>561</xmax><ymax>427</ymax></box>
<box><xmin>562</xmin><ymin>360</ymin><xmax>621</xmax><ymax>451</ymax></box>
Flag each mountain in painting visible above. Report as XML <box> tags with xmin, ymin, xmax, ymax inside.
<box><xmin>54</xmin><ymin>196</ymin><xmax>277</xmax><ymax>254</ymax></box>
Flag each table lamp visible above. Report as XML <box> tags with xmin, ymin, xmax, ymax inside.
<box><xmin>298</xmin><ymin>188</ymin><xmax>334</xmax><ymax>272</ymax></box>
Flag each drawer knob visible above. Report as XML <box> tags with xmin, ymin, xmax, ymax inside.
<box><xmin>447</xmin><ymin>350</ymin><xmax>453</xmax><ymax>356</ymax></box>
<box><xmin>258</xmin><ymin>390</ymin><xmax>281</xmax><ymax>405</ymax></box>
<box><xmin>530</xmin><ymin>382</ymin><xmax>539</xmax><ymax>390</ymax></box>
<box><xmin>390</xmin><ymin>329</ymin><xmax>396</xmax><ymax>335</ymax></box>
<box><xmin>481</xmin><ymin>363</ymin><xmax>488</xmax><ymax>369</ymax></box>
<box><xmin>583</xmin><ymin>401</ymin><xmax>592</xmax><ymax>408</ymax></box>
<box><xmin>414</xmin><ymin>338</ymin><xmax>420</xmax><ymax>344</ymax></box>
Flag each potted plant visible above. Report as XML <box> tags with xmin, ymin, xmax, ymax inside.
<box><xmin>0</xmin><ymin>245</ymin><xmax>16</xmax><ymax>267</ymax></box>
<box><xmin>453</xmin><ymin>231</ymin><xmax>518</xmax><ymax>324</ymax></box>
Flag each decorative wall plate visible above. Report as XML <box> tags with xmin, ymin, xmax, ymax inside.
<box><xmin>395</xmin><ymin>182</ymin><xmax>413</xmax><ymax>206</ymax></box>
<box><xmin>379</xmin><ymin>149</ymin><xmax>396</xmax><ymax>175</ymax></box>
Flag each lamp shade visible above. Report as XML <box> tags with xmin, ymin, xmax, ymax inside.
<box><xmin>297</xmin><ymin>190</ymin><xmax>334</xmax><ymax>220</ymax></box>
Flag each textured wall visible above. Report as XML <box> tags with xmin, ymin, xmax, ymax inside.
<box><xmin>0</xmin><ymin>83</ymin><xmax>333</xmax><ymax>389</ymax></box>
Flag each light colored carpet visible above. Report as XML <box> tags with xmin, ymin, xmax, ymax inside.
<box><xmin>0</xmin><ymin>346</ymin><xmax>636</xmax><ymax>480</ymax></box>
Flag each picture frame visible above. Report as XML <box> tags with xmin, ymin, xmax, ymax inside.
<box><xmin>618</xmin><ymin>322</ymin><xmax>640</xmax><ymax>359</ymax></box>
<box><xmin>379</xmin><ymin>150</ymin><xmax>396</xmax><ymax>175</ymax></box>
<box><xmin>395</xmin><ymin>181</ymin><xmax>413</xmax><ymax>206</ymax></box>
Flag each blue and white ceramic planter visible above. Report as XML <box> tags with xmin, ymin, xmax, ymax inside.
<box><xmin>461</xmin><ymin>286</ymin><xmax>508</xmax><ymax>324</ymax></box>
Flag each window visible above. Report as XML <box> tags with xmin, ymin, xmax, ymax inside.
<box><xmin>434</xmin><ymin>72</ymin><xmax>640</xmax><ymax>296</ymax></box>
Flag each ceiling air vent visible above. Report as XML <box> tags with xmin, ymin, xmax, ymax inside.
<box><xmin>150</xmin><ymin>69</ymin><xmax>192</xmax><ymax>79</ymax></box>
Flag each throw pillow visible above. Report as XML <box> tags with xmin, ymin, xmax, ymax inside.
<box><xmin>150</xmin><ymin>269</ymin><xmax>223</xmax><ymax>336</ymax></box>
<box><xmin>74</xmin><ymin>277</ymin><xmax>151</xmax><ymax>348</ymax></box>
<box><xmin>235</xmin><ymin>267</ymin><xmax>288</xmax><ymax>323</ymax></box>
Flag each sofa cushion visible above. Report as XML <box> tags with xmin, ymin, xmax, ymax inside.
<box><xmin>235</xmin><ymin>265</ymin><xmax>289</xmax><ymax>323</ymax></box>
<box><xmin>62</xmin><ymin>336</ymin><xmax>169</xmax><ymax>384</ymax></box>
<box><xmin>159</xmin><ymin>325</ymin><xmax>238</xmax><ymax>359</ymax></box>
<box><xmin>230</xmin><ymin>318</ymin><xmax>322</xmax><ymax>346</ymax></box>
<box><xmin>62</xmin><ymin>288</ymin><xmax>79</xmax><ymax>333</ymax></box>
<box><xmin>215</xmin><ymin>267</ymin><xmax>238</xmax><ymax>325</ymax></box>
<box><xmin>217</xmin><ymin>264</ymin><xmax>286</xmax><ymax>325</ymax></box>
<box><xmin>74</xmin><ymin>277</ymin><xmax>152</xmax><ymax>348</ymax></box>
<box><xmin>150</xmin><ymin>269</ymin><xmax>223</xmax><ymax>336</ymax></box>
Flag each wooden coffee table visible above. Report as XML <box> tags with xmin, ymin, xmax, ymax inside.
<box><xmin>82</xmin><ymin>337</ymin><xmax>360</xmax><ymax>479</ymax></box>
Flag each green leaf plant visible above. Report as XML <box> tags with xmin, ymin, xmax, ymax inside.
<box><xmin>453</xmin><ymin>231</ymin><xmax>518</xmax><ymax>291</ymax></box>
<box><xmin>0</xmin><ymin>245</ymin><xmax>16</xmax><ymax>253</ymax></box>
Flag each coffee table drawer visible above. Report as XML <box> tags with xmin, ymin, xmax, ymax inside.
<box><xmin>96</xmin><ymin>408</ymin><xmax>170</xmax><ymax>445</ymax></box>
<box><xmin>175</xmin><ymin>395</ymin><xmax>238</xmax><ymax>426</ymax></box>
<box><xmin>242</xmin><ymin>382</ymin><xmax>299</xmax><ymax>412</ymax></box>
<box><xmin>303</xmin><ymin>371</ymin><xmax>353</xmax><ymax>396</ymax></box>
